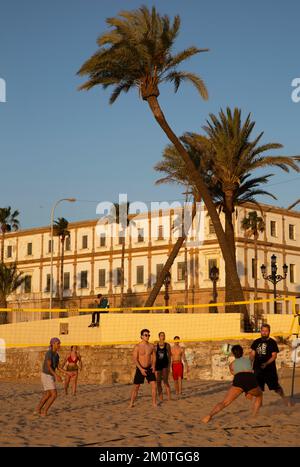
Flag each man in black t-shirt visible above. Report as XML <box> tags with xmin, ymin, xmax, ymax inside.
<box><xmin>250</xmin><ymin>324</ymin><xmax>290</xmax><ymax>404</ymax></box>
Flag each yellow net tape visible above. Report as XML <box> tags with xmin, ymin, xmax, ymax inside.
<box><xmin>0</xmin><ymin>297</ymin><xmax>298</xmax><ymax>348</ymax></box>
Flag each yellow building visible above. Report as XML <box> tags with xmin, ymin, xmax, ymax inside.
<box><xmin>2</xmin><ymin>202</ymin><xmax>300</xmax><ymax>322</ymax></box>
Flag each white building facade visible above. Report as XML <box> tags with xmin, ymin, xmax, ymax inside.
<box><xmin>3</xmin><ymin>202</ymin><xmax>300</xmax><ymax>320</ymax></box>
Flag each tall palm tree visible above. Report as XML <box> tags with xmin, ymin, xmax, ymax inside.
<box><xmin>0</xmin><ymin>207</ymin><xmax>20</xmax><ymax>262</ymax></box>
<box><xmin>153</xmin><ymin>139</ymin><xmax>276</xmax><ymax>316</ymax></box>
<box><xmin>105</xmin><ymin>202</ymin><xmax>135</xmax><ymax>306</ymax></box>
<box><xmin>197</xmin><ymin>108</ymin><xmax>299</xmax><ymax>304</ymax></box>
<box><xmin>77</xmin><ymin>6</ymin><xmax>247</xmax><ymax>307</ymax></box>
<box><xmin>53</xmin><ymin>217</ymin><xmax>70</xmax><ymax>309</ymax></box>
<box><xmin>241</xmin><ymin>211</ymin><xmax>265</xmax><ymax>326</ymax></box>
<box><xmin>0</xmin><ymin>262</ymin><xmax>25</xmax><ymax>324</ymax></box>
<box><xmin>199</xmin><ymin>108</ymin><xmax>299</xmax><ymax>258</ymax></box>
<box><xmin>144</xmin><ymin>139</ymin><xmax>209</xmax><ymax>308</ymax></box>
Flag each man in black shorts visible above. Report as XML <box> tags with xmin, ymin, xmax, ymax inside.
<box><xmin>129</xmin><ymin>329</ymin><xmax>157</xmax><ymax>408</ymax></box>
<box><xmin>250</xmin><ymin>324</ymin><xmax>291</xmax><ymax>405</ymax></box>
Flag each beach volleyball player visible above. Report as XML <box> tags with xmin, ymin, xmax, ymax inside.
<box><xmin>202</xmin><ymin>344</ymin><xmax>262</xmax><ymax>423</ymax></box>
<box><xmin>171</xmin><ymin>336</ymin><xmax>189</xmax><ymax>395</ymax></box>
<box><xmin>129</xmin><ymin>329</ymin><xmax>157</xmax><ymax>408</ymax></box>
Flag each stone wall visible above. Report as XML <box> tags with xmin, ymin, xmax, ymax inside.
<box><xmin>0</xmin><ymin>340</ymin><xmax>294</xmax><ymax>384</ymax></box>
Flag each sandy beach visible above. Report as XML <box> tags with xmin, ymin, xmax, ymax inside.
<box><xmin>1</xmin><ymin>369</ymin><xmax>300</xmax><ymax>447</ymax></box>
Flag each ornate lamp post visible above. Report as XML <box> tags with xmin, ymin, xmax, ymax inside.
<box><xmin>164</xmin><ymin>271</ymin><xmax>171</xmax><ymax>313</ymax></box>
<box><xmin>209</xmin><ymin>265</ymin><xmax>219</xmax><ymax>313</ymax></box>
<box><xmin>261</xmin><ymin>254</ymin><xmax>288</xmax><ymax>314</ymax></box>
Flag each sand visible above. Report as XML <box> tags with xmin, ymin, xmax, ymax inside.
<box><xmin>1</xmin><ymin>371</ymin><xmax>300</xmax><ymax>447</ymax></box>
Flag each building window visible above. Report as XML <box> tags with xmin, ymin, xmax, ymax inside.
<box><xmin>137</xmin><ymin>266</ymin><xmax>144</xmax><ymax>284</ymax></box>
<box><xmin>27</xmin><ymin>243</ymin><xmax>32</xmax><ymax>256</ymax></box>
<box><xmin>80</xmin><ymin>271</ymin><xmax>88</xmax><ymax>288</ymax></box>
<box><xmin>100</xmin><ymin>233</ymin><xmax>106</xmax><ymax>247</ymax></box>
<box><xmin>118</xmin><ymin>232</ymin><xmax>124</xmax><ymax>245</ymax></box>
<box><xmin>46</xmin><ymin>274</ymin><xmax>51</xmax><ymax>292</ymax></box>
<box><xmin>208</xmin><ymin>259</ymin><xmax>217</xmax><ymax>278</ymax></box>
<box><xmin>48</xmin><ymin>239</ymin><xmax>53</xmax><ymax>253</ymax></box>
<box><xmin>7</xmin><ymin>245</ymin><xmax>12</xmax><ymax>258</ymax></box>
<box><xmin>157</xmin><ymin>225</ymin><xmax>164</xmax><ymax>240</ymax></box>
<box><xmin>251</xmin><ymin>258</ymin><xmax>255</xmax><ymax>279</ymax></box>
<box><xmin>290</xmin><ymin>264</ymin><xmax>295</xmax><ymax>284</ymax></box>
<box><xmin>98</xmin><ymin>269</ymin><xmax>106</xmax><ymax>287</ymax></box>
<box><xmin>82</xmin><ymin>235</ymin><xmax>88</xmax><ymax>249</ymax></box>
<box><xmin>137</xmin><ymin>228</ymin><xmax>144</xmax><ymax>243</ymax></box>
<box><xmin>208</xmin><ymin>219</ymin><xmax>215</xmax><ymax>235</ymax></box>
<box><xmin>63</xmin><ymin>272</ymin><xmax>70</xmax><ymax>290</ymax></box>
<box><xmin>116</xmin><ymin>267</ymin><xmax>122</xmax><ymax>286</ymax></box>
<box><xmin>24</xmin><ymin>275</ymin><xmax>32</xmax><ymax>293</ymax></box>
<box><xmin>156</xmin><ymin>263</ymin><xmax>164</xmax><ymax>278</ymax></box>
<box><xmin>65</xmin><ymin>236</ymin><xmax>71</xmax><ymax>251</ymax></box>
<box><xmin>289</xmin><ymin>224</ymin><xmax>296</xmax><ymax>240</ymax></box>
<box><xmin>270</xmin><ymin>221</ymin><xmax>277</xmax><ymax>237</ymax></box>
<box><xmin>177</xmin><ymin>262</ymin><xmax>186</xmax><ymax>282</ymax></box>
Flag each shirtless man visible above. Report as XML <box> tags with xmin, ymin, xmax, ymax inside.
<box><xmin>171</xmin><ymin>336</ymin><xmax>188</xmax><ymax>395</ymax></box>
<box><xmin>129</xmin><ymin>329</ymin><xmax>157</xmax><ymax>408</ymax></box>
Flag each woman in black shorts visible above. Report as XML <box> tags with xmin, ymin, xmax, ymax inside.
<box><xmin>155</xmin><ymin>332</ymin><xmax>171</xmax><ymax>401</ymax></box>
<box><xmin>202</xmin><ymin>345</ymin><xmax>262</xmax><ymax>423</ymax></box>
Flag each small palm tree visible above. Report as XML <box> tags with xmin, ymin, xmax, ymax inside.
<box><xmin>0</xmin><ymin>262</ymin><xmax>25</xmax><ymax>324</ymax></box>
<box><xmin>241</xmin><ymin>211</ymin><xmax>265</xmax><ymax>327</ymax></box>
<box><xmin>0</xmin><ymin>207</ymin><xmax>20</xmax><ymax>262</ymax></box>
<box><xmin>77</xmin><ymin>5</ymin><xmax>247</xmax><ymax>305</ymax></box>
<box><xmin>105</xmin><ymin>203</ymin><xmax>136</xmax><ymax>307</ymax></box>
<box><xmin>53</xmin><ymin>217</ymin><xmax>70</xmax><ymax>309</ymax></box>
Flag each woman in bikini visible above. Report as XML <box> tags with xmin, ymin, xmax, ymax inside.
<box><xmin>62</xmin><ymin>346</ymin><xmax>82</xmax><ymax>396</ymax></box>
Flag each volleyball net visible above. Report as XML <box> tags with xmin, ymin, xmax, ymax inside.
<box><xmin>0</xmin><ymin>296</ymin><xmax>299</xmax><ymax>349</ymax></box>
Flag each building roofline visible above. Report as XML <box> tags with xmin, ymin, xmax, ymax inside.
<box><xmin>5</xmin><ymin>201</ymin><xmax>300</xmax><ymax>238</ymax></box>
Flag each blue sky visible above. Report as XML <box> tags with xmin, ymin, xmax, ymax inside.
<box><xmin>0</xmin><ymin>0</ymin><xmax>299</xmax><ymax>228</ymax></box>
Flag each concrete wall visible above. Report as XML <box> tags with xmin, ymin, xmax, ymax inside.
<box><xmin>0</xmin><ymin>340</ymin><xmax>294</xmax><ymax>384</ymax></box>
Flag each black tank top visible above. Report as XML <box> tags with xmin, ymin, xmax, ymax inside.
<box><xmin>156</xmin><ymin>343</ymin><xmax>169</xmax><ymax>369</ymax></box>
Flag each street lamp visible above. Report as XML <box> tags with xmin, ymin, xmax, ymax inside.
<box><xmin>209</xmin><ymin>265</ymin><xmax>219</xmax><ymax>313</ymax></box>
<box><xmin>164</xmin><ymin>271</ymin><xmax>171</xmax><ymax>313</ymax></box>
<box><xmin>49</xmin><ymin>198</ymin><xmax>76</xmax><ymax>316</ymax></box>
<box><xmin>261</xmin><ymin>254</ymin><xmax>288</xmax><ymax>314</ymax></box>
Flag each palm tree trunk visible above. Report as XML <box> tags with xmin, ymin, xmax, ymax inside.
<box><xmin>60</xmin><ymin>238</ymin><xmax>65</xmax><ymax>309</ymax></box>
<box><xmin>223</xmin><ymin>190</ymin><xmax>249</xmax><ymax>322</ymax></box>
<box><xmin>1</xmin><ymin>232</ymin><xmax>5</xmax><ymax>263</ymax></box>
<box><xmin>146</xmin><ymin>96</ymin><xmax>247</xmax><ymax>319</ymax></box>
<box><xmin>184</xmin><ymin>241</ymin><xmax>188</xmax><ymax>305</ymax></box>
<box><xmin>145</xmin><ymin>196</ymin><xmax>198</xmax><ymax>308</ymax></box>
<box><xmin>225</xmin><ymin>209</ymin><xmax>237</xmax><ymax>303</ymax></box>
<box><xmin>223</xmin><ymin>187</ymin><xmax>238</xmax><ymax>309</ymax></box>
<box><xmin>224</xmin><ymin>210</ymin><xmax>250</xmax><ymax>320</ymax></box>
<box><xmin>253</xmin><ymin>233</ymin><xmax>258</xmax><ymax>327</ymax></box>
<box><xmin>120</xmin><ymin>234</ymin><xmax>125</xmax><ymax>307</ymax></box>
<box><xmin>0</xmin><ymin>295</ymin><xmax>7</xmax><ymax>324</ymax></box>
